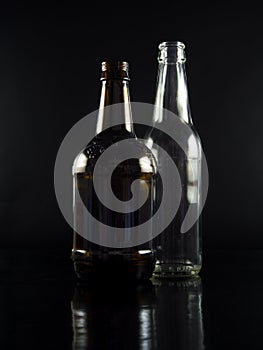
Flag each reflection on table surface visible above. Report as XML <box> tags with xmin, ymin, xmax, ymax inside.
<box><xmin>71</xmin><ymin>277</ymin><xmax>204</xmax><ymax>350</ymax></box>
<box><xmin>1</xmin><ymin>249</ymin><xmax>263</xmax><ymax>349</ymax></box>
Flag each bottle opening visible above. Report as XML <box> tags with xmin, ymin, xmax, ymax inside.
<box><xmin>101</xmin><ymin>61</ymin><xmax>129</xmax><ymax>72</ymax></box>
<box><xmin>101</xmin><ymin>61</ymin><xmax>130</xmax><ymax>80</ymax></box>
<box><xmin>158</xmin><ymin>41</ymin><xmax>186</xmax><ymax>63</ymax></box>
<box><xmin>158</xmin><ymin>41</ymin><xmax>185</xmax><ymax>50</ymax></box>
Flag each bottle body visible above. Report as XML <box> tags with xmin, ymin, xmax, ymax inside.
<box><xmin>147</xmin><ymin>42</ymin><xmax>202</xmax><ymax>278</ymax></box>
<box><xmin>72</xmin><ymin>62</ymin><xmax>156</xmax><ymax>280</ymax></box>
<box><xmin>72</xmin><ymin>129</ymin><xmax>156</xmax><ymax>280</ymax></box>
<box><xmin>151</xmin><ymin>130</ymin><xmax>202</xmax><ymax>277</ymax></box>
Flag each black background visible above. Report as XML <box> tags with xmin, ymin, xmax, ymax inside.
<box><xmin>2</xmin><ymin>3</ymin><xmax>262</xmax><ymax>250</ymax></box>
<box><xmin>1</xmin><ymin>3</ymin><xmax>263</xmax><ymax>350</ymax></box>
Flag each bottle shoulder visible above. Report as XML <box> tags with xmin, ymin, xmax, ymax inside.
<box><xmin>73</xmin><ymin>131</ymin><xmax>157</xmax><ymax>175</ymax></box>
<box><xmin>145</xmin><ymin>125</ymin><xmax>202</xmax><ymax>160</ymax></box>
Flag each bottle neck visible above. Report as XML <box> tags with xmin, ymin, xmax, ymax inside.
<box><xmin>154</xmin><ymin>43</ymin><xmax>192</xmax><ymax>125</ymax></box>
<box><xmin>96</xmin><ymin>64</ymin><xmax>134</xmax><ymax>135</ymax></box>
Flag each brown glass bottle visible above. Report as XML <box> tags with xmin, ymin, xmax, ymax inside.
<box><xmin>72</xmin><ymin>61</ymin><xmax>156</xmax><ymax>280</ymax></box>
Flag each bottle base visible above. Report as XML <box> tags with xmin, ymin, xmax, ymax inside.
<box><xmin>72</xmin><ymin>253</ymin><xmax>154</xmax><ymax>281</ymax></box>
<box><xmin>153</xmin><ymin>262</ymin><xmax>201</xmax><ymax>279</ymax></box>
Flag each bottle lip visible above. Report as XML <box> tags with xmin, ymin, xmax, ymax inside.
<box><xmin>101</xmin><ymin>61</ymin><xmax>130</xmax><ymax>80</ymax></box>
<box><xmin>158</xmin><ymin>41</ymin><xmax>186</xmax><ymax>63</ymax></box>
<box><xmin>101</xmin><ymin>61</ymin><xmax>129</xmax><ymax>72</ymax></box>
<box><xmin>158</xmin><ymin>41</ymin><xmax>185</xmax><ymax>50</ymax></box>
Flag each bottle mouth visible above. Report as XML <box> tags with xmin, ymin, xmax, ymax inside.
<box><xmin>158</xmin><ymin>41</ymin><xmax>186</xmax><ymax>63</ymax></box>
<box><xmin>101</xmin><ymin>61</ymin><xmax>130</xmax><ymax>80</ymax></box>
<box><xmin>101</xmin><ymin>61</ymin><xmax>129</xmax><ymax>72</ymax></box>
<box><xmin>158</xmin><ymin>41</ymin><xmax>185</xmax><ymax>50</ymax></box>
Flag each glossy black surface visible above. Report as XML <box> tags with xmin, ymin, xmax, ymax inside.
<box><xmin>1</xmin><ymin>248</ymin><xmax>263</xmax><ymax>349</ymax></box>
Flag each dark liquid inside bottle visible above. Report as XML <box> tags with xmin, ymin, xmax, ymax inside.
<box><xmin>72</xmin><ymin>127</ymin><xmax>156</xmax><ymax>280</ymax></box>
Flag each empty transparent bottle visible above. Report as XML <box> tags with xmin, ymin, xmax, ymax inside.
<box><xmin>146</xmin><ymin>41</ymin><xmax>202</xmax><ymax>277</ymax></box>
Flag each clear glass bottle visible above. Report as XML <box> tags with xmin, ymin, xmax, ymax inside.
<box><xmin>146</xmin><ymin>41</ymin><xmax>202</xmax><ymax>277</ymax></box>
<box><xmin>72</xmin><ymin>61</ymin><xmax>156</xmax><ymax>280</ymax></box>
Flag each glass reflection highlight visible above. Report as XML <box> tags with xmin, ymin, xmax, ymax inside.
<box><xmin>71</xmin><ymin>277</ymin><xmax>204</xmax><ymax>349</ymax></box>
<box><xmin>153</xmin><ymin>276</ymin><xmax>205</xmax><ymax>350</ymax></box>
<box><xmin>71</xmin><ymin>280</ymin><xmax>156</xmax><ymax>350</ymax></box>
